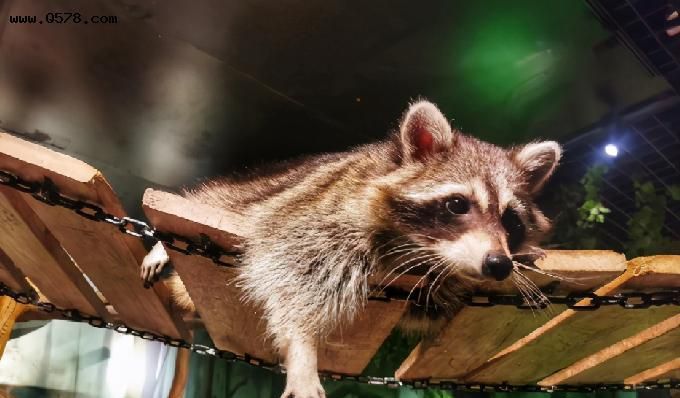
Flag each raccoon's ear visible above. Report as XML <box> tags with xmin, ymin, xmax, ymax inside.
<box><xmin>512</xmin><ymin>141</ymin><xmax>562</xmax><ymax>195</ymax></box>
<box><xmin>399</xmin><ymin>100</ymin><xmax>454</xmax><ymax>162</ymax></box>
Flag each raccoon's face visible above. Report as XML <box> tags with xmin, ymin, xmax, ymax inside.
<box><xmin>377</xmin><ymin>101</ymin><xmax>561</xmax><ymax>283</ymax></box>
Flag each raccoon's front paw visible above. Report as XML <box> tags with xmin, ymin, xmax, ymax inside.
<box><xmin>513</xmin><ymin>247</ymin><xmax>546</xmax><ymax>267</ymax></box>
<box><xmin>280</xmin><ymin>376</ymin><xmax>325</xmax><ymax>398</ymax></box>
<box><xmin>140</xmin><ymin>241</ymin><xmax>170</xmax><ymax>286</ymax></box>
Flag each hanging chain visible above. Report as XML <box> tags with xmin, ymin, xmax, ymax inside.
<box><xmin>2</xmin><ymin>168</ymin><xmax>680</xmax><ymax>392</ymax></box>
<box><xmin>1</xmin><ymin>282</ymin><xmax>678</xmax><ymax>393</ymax></box>
<box><xmin>0</xmin><ymin>169</ymin><xmax>241</xmax><ymax>266</ymax></box>
<box><xmin>1</xmin><ymin>168</ymin><xmax>679</xmax><ymax>309</ymax></box>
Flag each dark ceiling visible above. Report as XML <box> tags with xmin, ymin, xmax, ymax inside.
<box><xmin>0</xmin><ymin>0</ymin><xmax>678</xmax><ymax>242</ymax></box>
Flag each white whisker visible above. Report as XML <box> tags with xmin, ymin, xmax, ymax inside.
<box><xmin>375</xmin><ymin>253</ymin><xmax>441</xmax><ymax>294</ymax></box>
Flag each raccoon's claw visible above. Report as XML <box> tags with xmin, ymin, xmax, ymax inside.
<box><xmin>512</xmin><ymin>247</ymin><xmax>546</xmax><ymax>267</ymax></box>
<box><xmin>140</xmin><ymin>241</ymin><xmax>170</xmax><ymax>285</ymax></box>
<box><xmin>530</xmin><ymin>247</ymin><xmax>548</xmax><ymax>262</ymax></box>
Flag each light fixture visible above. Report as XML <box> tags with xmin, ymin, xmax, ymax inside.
<box><xmin>604</xmin><ymin>144</ymin><xmax>618</xmax><ymax>158</ymax></box>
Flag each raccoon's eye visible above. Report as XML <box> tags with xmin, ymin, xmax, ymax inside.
<box><xmin>502</xmin><ymin>208</ymin><xmax>525</xmax><ymax>252</ymax></box>
<box><xmin>445</xmin><ymin>196</ymin><xmax>470</xmax><ymax>215</ymax></box>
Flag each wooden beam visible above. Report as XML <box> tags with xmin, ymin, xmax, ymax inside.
<box><xmin>0</xmin><ymin>248</ymin><xmax>32</xmax><ymax>294</ymax></box>
<box><xmin>541</xmin><ymin>315</ymin><xmax>680</xmax><ymax>385</ymax></box>
<box><xmin>535</xmin><ymin>256</ymin><xmax>680</xmax><ymax>385</ymax></box>
<box><xmin>319</xmin><ymin>299</ymin><xmax>407</xmax><ymax>373</ymax></box>
<box><xmin>143</xmin><ymin>188</ymin><xmax>408</xmax><ymax>374</ymax></box>
<box><xmin>395</xmin><ymin>250</ymin><xmax>626</xmax><ymax>381</ymax></box>
<box><xmin>0</xmin><ymin>131</ymin><xmax>189</xmax><ymax>339</ymax></box>
<box><xmin>142</xmin><ymin>188</ymin><xmax>245</xmax><ymax>251</ymax></box>
<box><xmin>0</xmin><ymin>187</ymin><xmax>105</xmax><ymax>315</ymax></box>
<box><xmin>625</xmin><ymin>358</ymin><xmax>680</xmax><ymax>385</ymax></box>
<box><xmin>462</xmin><ymin>255</ymin><xmax>680</xmax><ymax>385</ymax></box>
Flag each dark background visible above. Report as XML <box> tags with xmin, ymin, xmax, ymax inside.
<box><xmin>0</xmin><ymin>0</ymin><xmax>678</xmax><ymax>263</ymax></box>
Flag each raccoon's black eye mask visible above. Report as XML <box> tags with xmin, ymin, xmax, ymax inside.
<box><xmin>501</xmin><ymin>208</ymin><xmax>525</xmax><ymax>252</ymax></box>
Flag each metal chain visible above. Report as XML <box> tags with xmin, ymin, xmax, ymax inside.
<box><xmin>0</xmin><ymin>169</ymin><xmax>241</xmax><ymax>266</ymax></box>
<box><xmin>463</xmin><ymin>290</ymin><xmax>680</xmax><ymax>310</ymax></box>
<box><xmin>1</xmin><ymin>282</ymin><xmax>678</xmax><ymax>393</ymax></box>
<box><xmin>2</xmin><ymin>169</ymin><xmax>680</xmax><ymax>391</ymax></box>
<box><xmin>2</xmin><ymin>169</ymin><xmax>679</xmax><ymax>309</ymax></box>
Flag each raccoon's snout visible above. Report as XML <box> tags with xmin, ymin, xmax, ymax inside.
<box><xmin>482</xmin><ymin>252</ymin><xmax>513</xmax><ymax>281</ymax></box>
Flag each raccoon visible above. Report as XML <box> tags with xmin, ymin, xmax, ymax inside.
<box><xmin>141</xmin><ymin>100</ymin><xmax>561</xmax><ymax>398</ymax></box>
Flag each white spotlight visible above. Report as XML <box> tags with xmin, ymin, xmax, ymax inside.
<box><xmin>604</xmin><ymin>144</ymin><xmax>618</xmax><ymax>158</ymax></box>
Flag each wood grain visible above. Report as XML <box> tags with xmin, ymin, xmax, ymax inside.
<box><xmin>463</xmin><ymin>256</ymin><xmax>680</xmax><ymax>385</ymax></box>
<box><xmin>0</xmin><ymin>248</ymin><xmax>31</xmax><ymax>294</ymax></box>
<box><xmin>0</xmin><ymin>188</ymin><xmax>105</xmax><ymax>315</ymax></box>
<box><xmin>319</xmin><ymin>299</ymin><xmax>408</xmax><ymax>374</ymax></box>
<box><xmin>624</xmin><ymin>358</ymin><xmax>680</xmax><ymax>384</ymax></box>
<box><xmin>534</xmin><ymin>257</ymin><xmax>680</xmax><ymax>385</ymax></box>
<box><xmin>0</xmin><ymin>131</ymin><xmax>188</xmax><ymax>339</ymax></box>
<box><xmin>544</xmin><ymin>314</ymin><xmax>680</xmax><ymax>384</ymax></box>
<box><xmin>396</xmin><ymin>250</ymin><xmax>627</xmax><ymax>381</ymax></box>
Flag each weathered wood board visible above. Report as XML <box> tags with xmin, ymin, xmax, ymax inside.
<box><xmin>319</xmin><ymin>299</ymin><xmax>408</xmax><ymax>373</ymax></box>
<box><xmin>0</xmin><ymin>131</ymin><xmax>188</xmax><ymax>339</ymax></box>
<box><xmin>143</xmin><ymin>188</ymin><xmax>408</xmax><ymax>374</ymax></box>
<box><xmin>396</xmin><ymin>250</ymin><xmax>627</xmax><ymax>381</ymax></box>
<box><xmin>554</xmin><ymin>314</ymin><xmax>680</xmax><ymax>384</ymax></box>
<box><xmin>460</xmin><ymin>256</ymin><xmax>680</xmax><ymax>385</ymax></box>
<box><xmin>0</xmin><ymin>248</ymin><xmax>32</xmax><ymax>294</ymax></box>
<box><xmin>625</xmin><ymin>358</ymin><xmax>680</xmax><ymax>384</ymax></box>
<box><xmin>0</xmin><ymin>187</ymin><xmax>105</xmax><ymax>315</ymax></box>
<box><xmin>536</xmin><ymin>256</ymin><xmax>680</xmax><ymax>385</ymax></box>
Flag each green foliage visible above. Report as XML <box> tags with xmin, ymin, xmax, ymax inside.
<box><xmin>549</xmin><ymin>164</ymin><xmax>680</xmax><ymax>257</ymax></box>
<box><xmin>576</xmin><ymin>165</ymin><xmax>611</xmax><ymax>228</ymax></box>
<box><xmin>550</xmin><ymin>165</ymin><xmax>610</xmax><ymax>249</ymax></box>
<box><xmin>624</xmin><ymin>179</ymin><xmax>680</xmax><ymax>258</ymax></box>
<box><xmin>668</xmin><ymin>184</ymin><xmax>680</xmax><ymax>201</ymax></box>
<box><xmin>363</xmin><ymin>329</ymin><xmax>420</xmax><ymax>377</ymax></box>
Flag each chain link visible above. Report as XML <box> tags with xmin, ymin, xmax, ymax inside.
<box><xmin>2</xmin><ymin>168</ymin><xmax>680</xmax><ymax>309</ymax></box>
<box><xmin>0</xmin><ymin>170</ymin><xmax>241</xmax><ymax>266</ymax></box>
<box><xmin>1</xmin><ymin>283</ymin><xmax>679</xmax><ymax>393</ymax></box>
<box><xmin>2</xmin><ymin>169</ymin><xmax>680</xmax><ymax>391</ymax></box>
<box><xmin>2</xmin><ymin>281</ymin><xmax>679</xmax><ymax>392</ymax></box>
<box><xmin>462</xmin><ymin>290</ymin><xmax>680</xmax><ymax>310</ymax></box>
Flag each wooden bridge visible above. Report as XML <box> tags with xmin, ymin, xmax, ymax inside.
<box><xmin>0</xmin><ymin>130</ymin><xmax>679</xmax><ymax>389</ymax></box>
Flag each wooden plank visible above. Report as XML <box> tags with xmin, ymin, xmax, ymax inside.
<box><xmin>319</xmin><ymin>300</ymin><xmax>408</xmax><ymax>373</ymax></box>
<box><xmin>169</xmin><ymin>252</ymin><xmax>275</xmax><ymax>362</ymax></box>
<box><xmin>396</xmin><ymin>250</ymin><xmax>626</xmax><ymax>381</ymax></box>
<box><xmin>0</xmin><ymin>187</ymin><xmax>105</xmax><ymax>315</ymax></box>
<box><xmin>624</xmin><ymin>358</ymin><xmax>680</xmax><ymax>384</ymax></box>
<box><xmin>143</xmin><ymin>188</ymin><xmax>408</xmax><ymax>374</ymax></box>
<box><xmin>541</xmin><ymin>315</ymin><xmax>680</xmax><ymax>384</ymax></box>
<box><xmin>0</xmin><ymin>248</ymin><xmax>31</xmax><ymax>294</ymax></box>
<box><xmin>142</xmin><ymin>188</ymin><xmax>245</xmax><ymax>251</ymax></box>
<box><xmin>463</xmin><ymin>255</ymin><xmax>680</xmax><ymax>385</ymax></box>
<box><xmin>0</xmin><ymin>131</ymin><xmax>188</xmax><ymax>339</ymax></box>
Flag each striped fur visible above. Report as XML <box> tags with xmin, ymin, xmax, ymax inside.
<box><xmin>153</xmin><ymin>100</ymin><xmax>560</xmax><ymax>398</ymax></box>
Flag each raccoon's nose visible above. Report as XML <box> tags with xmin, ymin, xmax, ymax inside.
<box><xmin>482</xmin><ymin>252</ymin><xmax>513</xmax><ymax>281</ymax></box>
